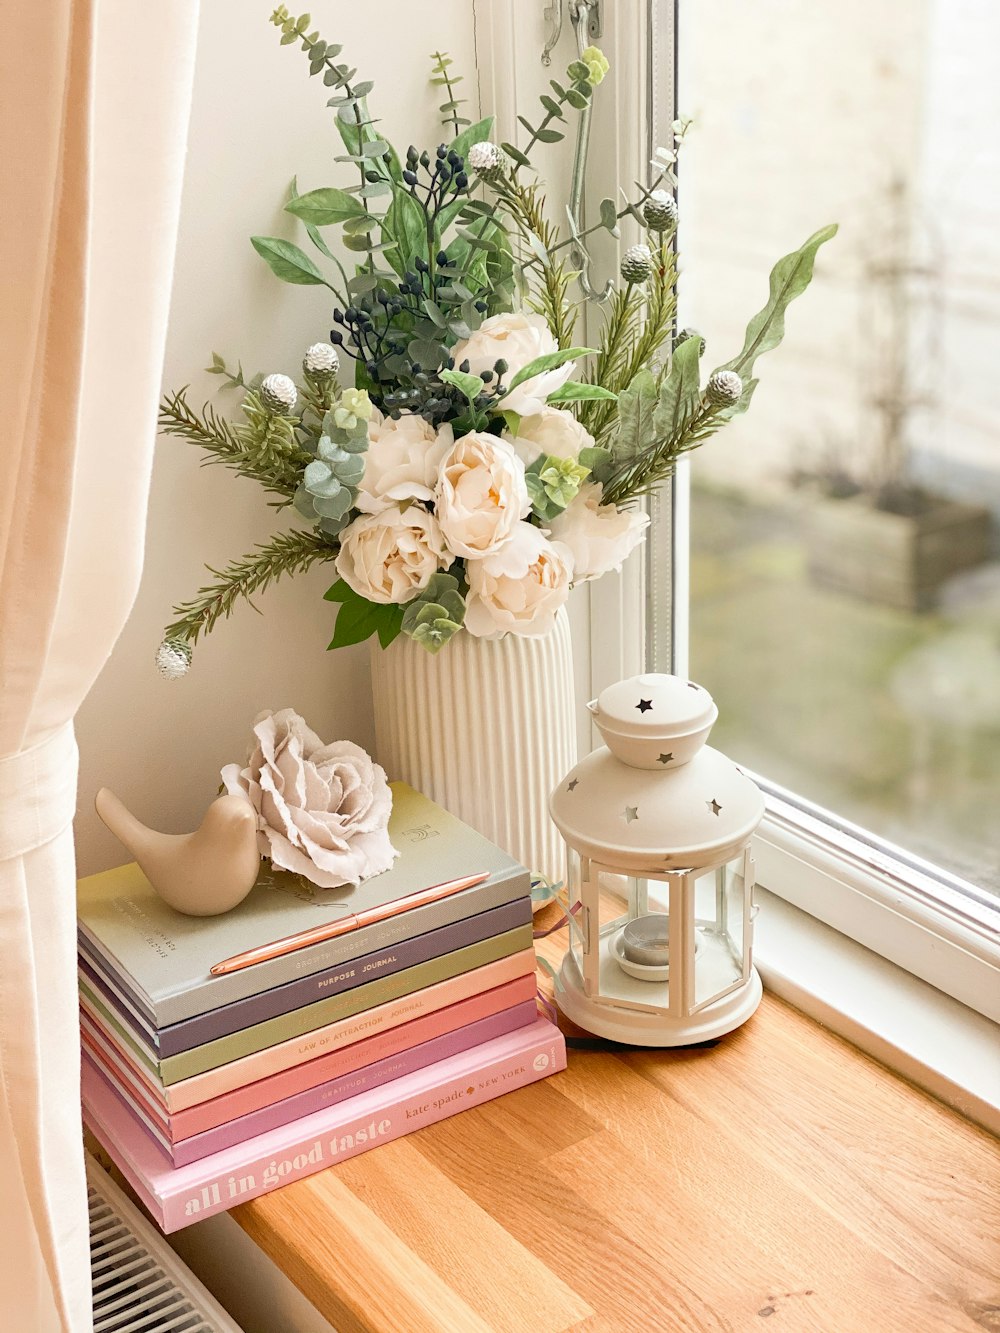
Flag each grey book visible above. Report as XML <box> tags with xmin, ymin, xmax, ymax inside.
<box><xmin>82</xmin><ymin>896</ymin><xmax>532</xmax><ymax>1057</ymax></box>
<box><xmin>77</xmin><ymin>783</ymin><xmax>530</xmax><ymax>1027</ymax></box>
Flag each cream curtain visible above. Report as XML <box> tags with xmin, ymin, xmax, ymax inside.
<box><xmin>0</xmin><ymin>1</ymin><xmax>199</xmax><ymax>1328</ymax></box>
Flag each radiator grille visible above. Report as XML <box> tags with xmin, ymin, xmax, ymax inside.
<box><xmin>88</xmin><ymin>1156</ymin><xmax>243</xmax><ymax>1333</ymax></box>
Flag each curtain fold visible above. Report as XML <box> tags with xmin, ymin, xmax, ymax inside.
<box><xmin>0</xmin><ymin>1</ymin><xmax>199</xmax><ymax>1327</ymax></box>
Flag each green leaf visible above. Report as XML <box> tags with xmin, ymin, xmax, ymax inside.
<box><xmin>565</xmin><ymin>90</ymin><xmax>589</xmax><ymax>111</ymax></box>
<box><xmin>286</xmin><ymin>186</ymin><xmax>367</xmax><ymax>226</ymax></box>
<box><xmin>579</xmin><ymin>445</ymin><xmax>613</xmax><ymax>483</ymax></box>
<box><xmin>533</xmin><ymin>128</ymin><xmax>564</xmax><ymax>144</ymax></box>
<box><xmin>599</xmin><ymin>198</ymin><xmax>618</xmax><ymax>231</ymax></box>
<box><xmin>716</xmin><ymin>224</ymin><xmax>838</xmax><ymax>380</ymax></box>
<box><xmin>440</xmin><ymin>368</ymin><xmax>484</xmax><ymax>403</ymax></box>
<box><xmin>546</xmin><ymin>381</ymin><xmax>617</xmax><ymax>403</ymax></box>
<box><xmin>653</xmin><ymin>336</ymin><xmax>703</xmax><ymax>439</ymax></box>
<box><xmin>500</xmin><ymin>141</ymin><xmax>530</xmax><ymax>169</ymax></box>
<box><xmin>324</xmin><ymin>579</ymin><xmax>403</xmax><ymax>651</ymax></box>
<box><xmin>507</xmin><ymin>347</ymin><xmax>596</xmax><ymax>391</ymax></box>
<box><xmin>451</xmin><ymin>117</ymin><xmax>494</xmax><ymax>163</ymax></box>
<box><xmin>250</xmin><ymin>236</ymin><xmax>328</xmax><ymax>286</ymax></box>
<box><xmin>615</xmin><ymin>369</ymin><xmax>658</xmax><ymax>459</ymax></box>
<box><xmin>382</xmin><ymin>188</ymin><xmax>428</xmax><ymax>277</ymax></box>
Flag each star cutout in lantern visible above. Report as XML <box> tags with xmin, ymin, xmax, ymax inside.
<box><xmin>567</xmin><ymin>779</ymin><xmax>579</xmax><ymax>792</ymax></box>
<box><xmin>657</xmin><ymin>752</ymin><xmax>674</xmax><ymax>765</ymax></box>
<box><xmin>707</xmin><ymin>798</ymin><xmax>722</xmax><ymax>817</ymax></box>
<box><xmin>624</xmin><ymin>806</ymin><xmax>639</xmax><ymax>823</ymax></box>
<box><xmin>636</xmin><ymin>698</ymin><xmax>653</xmax><ymax>713</ymax></box>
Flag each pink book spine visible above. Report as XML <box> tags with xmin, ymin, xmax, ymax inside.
<box><xmin>84</xmin><ymin>972</ymin><xmax>539</xmax><ymax>1139</ymax></box>
<box><xmin>140</xmin><ymin>948</ymin><xmax>537</xmax><ymax>1112</ymax></box>
<box><xmin>81</xmin><ymin>1018</ymin><xmax>566</xmax><ymax>1233</ymax></box>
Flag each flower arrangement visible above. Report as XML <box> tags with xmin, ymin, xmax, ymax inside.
<box><xmin>156</xmin><ymin>8</ymin><xmax>835</xmax><ymax>672</ymax></box>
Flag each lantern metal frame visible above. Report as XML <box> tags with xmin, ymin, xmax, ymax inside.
<box><xmin>556</xmin><ymin>845</ymin><xmax>762</xmax><ymax>1045</ymax></box>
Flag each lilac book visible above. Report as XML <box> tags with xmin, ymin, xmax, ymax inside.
<box><xmin>90</xmin><ymin>998</ymin><xmax>539</xmax><ymax>1166</ymax></box>
<box><xmin>82</xmin><ymin>895</ymin><xmax>532</xmax><ymax>1058</ymax></box>
<box><xmin>82</xmin><ymin>1017</ymin><xmax>567</xmax><ymax>1233</ymax></box>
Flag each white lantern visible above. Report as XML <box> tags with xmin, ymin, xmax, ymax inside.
<box><xmin>549</xmin><ymin>674</ymin><xmax>765</xmax><ymax>1045</ymax></box>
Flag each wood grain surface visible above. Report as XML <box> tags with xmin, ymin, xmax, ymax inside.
<box><xmin>232</xmin><ymin>900</ymin><xmax>1000</xmax><ymax>1333</ymax></box>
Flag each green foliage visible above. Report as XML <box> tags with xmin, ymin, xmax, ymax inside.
<box><xmin>525</xmin><ymin>454</ymin><xmax>590</xmax><ymax>521</ymax></box>
<box><xmin>158</xmin><ymin>387</ymin><xmax>307</xmax><ymax>506</ymax></box>
<box><xmin>506</xmin><ymin>346</ymin><xmax>595</xmax><ymax>392</ymax></box>
<box><xmin>251</xmin><ymin>236</ymin><xmax>331</xmax><ymax>286</ymax></box>
<box><xmin>401</xmin><ymin>572</ymin><xmax>466</xmax><ymax>653</ymax></box>
<box><xmin>164</xmin><ymin>528</ymin><xmax>335</xmax><ymax>645</ymax></box>
<box><xmin>430</xmin><ymin>52</ymin><xmax>470</xmax><ymax>136</ymax></box>
<box><xmin>324</xmin><ymin>578</ymin><xmax>404</xmax><ymax>649</ymax></box>
<box><xmin>715</xmin><ymin>224</ymin><xmax>838</xmax><ymax>382</ymax></box>
<box><xmin>546</xmin><ymin>381</ymin><xmax>617</xmax><ymax>404</ymax></box>
<box><xmin>653</xmin><ymin>335</ymin><xmax>703</xmax><ymax>439</ymax></box>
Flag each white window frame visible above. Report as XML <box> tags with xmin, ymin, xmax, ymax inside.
<box><xmin>476</xmin><ymin>2</ymin><xmax>1000</xmax><ymax>1047</ymax></box>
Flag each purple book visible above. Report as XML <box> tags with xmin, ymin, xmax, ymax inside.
<box><xmin>82</xmin><ymin>895</ymin><xmax>532</xmax><ymax>1058</ymax></box>
<box><xmin>89</xmin><ymin>998</ymin><xmax>538</xmax><ymax>1167</ymax></box>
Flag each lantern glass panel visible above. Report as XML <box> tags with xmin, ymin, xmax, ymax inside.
<box><xmin>692</xmin><ymin>858</ymin><xmax>746</xmax><ymax>1009</ymax></box>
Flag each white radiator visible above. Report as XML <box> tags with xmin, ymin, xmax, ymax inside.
<box><xmin>88</xmin><ymin>1155</ymin><xmax>244</xmax><ymax>1332</ymax></box>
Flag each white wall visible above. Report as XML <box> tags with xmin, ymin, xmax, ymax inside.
<box><xmin>75</xmin><ymin>1</ymin><xmax>482</xmax><ymax>874</ymax></box>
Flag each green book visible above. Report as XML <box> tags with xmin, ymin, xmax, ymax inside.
<box><xmin>77</xmin><ymin>783</ymin><xmax>530</xmax><ymax>1026</ymax></box>
<box><xmin>80</xmin><ymin>924</ymin><xmax>533</xmax><ymax>1084</ymax></box>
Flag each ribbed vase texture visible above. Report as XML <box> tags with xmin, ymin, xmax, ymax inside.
<box><xmin>370</xmin><ymin>608</ymin><xmax>576</xmax><ymax>899</ymax></box>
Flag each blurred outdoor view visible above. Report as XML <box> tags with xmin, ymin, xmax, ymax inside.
<box><xmin>678</xmin><ymin>1</ymin><xmax>1000</xmax><ymax>892</ymax></box>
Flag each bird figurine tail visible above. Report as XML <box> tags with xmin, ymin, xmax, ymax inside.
<box><xmin>95</xmin><ymin>788</ymin><xmax>261</xmax><ymax>916</ymax></box>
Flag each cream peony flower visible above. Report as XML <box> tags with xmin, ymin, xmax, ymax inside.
<box><xmin>221</xmin><ymin>708</ymin><xmax>397</xmax><ymax>889</ymax></box>
<box><xmin>335</xmin><ymin>506</ymin><xmax>452</xmax><ymax>605</ymax></box>
<box><xmin>451</xmin><ymin>312</ymin><xmax>575</xmax><ymax>416</ymax></box>
<box><xmin>356</xmin><ymin>411</ymin><xmax>453</xmax><ymax>514</ymax></box>
<box><xmin>509</xmin><ymin>406</ymin><xmax>596</xmax><ymax>468</ymax></box>
<box><xmin>465</xmin><ymin>522</ymin><xmax>574</xmax><ymax>638</ymax></box>
<box><xmin>435</xmin><ymin>431</ymin><xmax>530</xmax><ymax>559</ymax></box>
<box><xmin>548</xmin><ymin>482</ymin><xmax>650</xmax><ymax>582</ymax></box>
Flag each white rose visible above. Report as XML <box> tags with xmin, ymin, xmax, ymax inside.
<box><xmin>510</xmin><ymin>406</ymin><xmax>596</xmax><ymax>467</ymax></box>
<box><xmin>548</xmin><ymin>482</ymin><xmax>650</xmax><ymax>582</ymax></box>
<box><xmin>335</xmin><ymin>506</ymin><xmax>452</xmax><ymax>605</ymax></box>
<box><xmin>451</xmin><ymin>312</ymin><xmax>575</xmax><ymax>416</ymax></box>
<box><xmin>465</xmin><ymin>522</ymin><xmax>574</xmax><ymax>638</ymax></box>
<box><xmin>221</xmin><ymin>708</ymin><xmax>397</xmax><ymax>889</ymax></box>
<box><xmin>435</xmin><ymin>431</ymin><xmax>530</xmax><ymax>559</ymax></box>
<box><xmin>356</xmin><ymin>411</ymin><xmax>453</xmax><ymax>514</ymax></box>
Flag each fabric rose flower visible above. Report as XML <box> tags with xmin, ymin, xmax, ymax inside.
<box><xmin>465</xmin><ymin>522</ymin><xmax>574</xmax><ymax>638</ymax></box>
<box><xmin>221</xmin><ymin>709</ymin><xmax>397</xmax><ymax>889</ymax></box>
<box><xmin>450</xmin><ymin>312</ymin><xmax>575</xmax><ymax>416</ymax></box>
<box><xmin>336</xmin><ymin>506</ymin><xmax>452</xmax><ymax>605</ymax></box>
<box><xmin>356</xmin><ymin>411</ymin><xmax>453</xmax><ymax>514</ymax></box>
<box><xmin>509</xmin><ymin>406</ymin><xmax>596</xmax><ymax>467</ymax></box>
<box><xmin>435</xmin><ymin>431</ymin><xmax>530</xmax><ymax>559</ymax></box>
<box><xmin>548</xmin><ymin>482</ymin><xmax>650</xmax><ymax>582</ymax></box>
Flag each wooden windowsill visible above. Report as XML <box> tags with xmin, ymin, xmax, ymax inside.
<box><xmin>231</xmin><ymin>900</ymin><xmax>1000</xmax><ymax>1333</ymax></box>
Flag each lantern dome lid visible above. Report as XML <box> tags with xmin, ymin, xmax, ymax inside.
<box><xmin>550</xmin><ymin>742</ymin><xmax>765</xmax><ymax>872</ymax></box>
<box><xmin>588</xmin><ymin>672</ymin><xmax>719</xmax><ymax>768</ymax></box>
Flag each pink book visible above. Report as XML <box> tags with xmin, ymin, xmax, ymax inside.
<box><xmin>82</xmin><ymin>1017</ymin><xmax>567</xmax><ymax>1233</ymax></box>
<box><xmin>86</xmin><ymin>999</ymin><xmax>539</xmax><ymax>1167</ymax></box>
<box><xmin>83</xmin><ymin>972</ymin><xmax>538</xmax><ymax>1139</ymax></box>
<box><xmin>85</xmin><ymin>948</ymin><xmax>537</xmax><ymax>1113</ymax></box>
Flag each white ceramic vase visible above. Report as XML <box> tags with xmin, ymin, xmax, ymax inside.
<box><xmin>370</xmin><ymin>608</ymin><xmax>576</xmax><ymax>906</ymax></box>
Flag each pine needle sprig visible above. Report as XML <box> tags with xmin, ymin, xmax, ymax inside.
<box><xmin>163</xmin><ymin>529</ymin><xmax>337</xmax><ymax>646</ymax></box>
<box><xmin>159</xmin><ymin>388</ymin><xmax>308</xmax><ymax>506</ymax></box>
<box><xmin>600</xmin><ymin>399</ymin><xmax>724</xmax><ymax>506</ymax></box>
<box><xmin>585</xmin><ymin>244</ymin><xmax>678</xmax><ymax>443</ymax></box>
<box><xmin>494</xmin><ymin>179</ymin><xmax>576</xmax><ymax>347</ymax></box>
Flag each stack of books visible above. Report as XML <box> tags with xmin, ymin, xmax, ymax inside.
<box><xmin>79</xmin><ymin>783</ymin><xmax>565</xmax><ymax>1232</ymax></box>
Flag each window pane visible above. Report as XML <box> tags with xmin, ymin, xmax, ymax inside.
<box><xmin>679</xmin><ymin>1</ymin><xmax>1000</xmax><ymax>892</ymax></box>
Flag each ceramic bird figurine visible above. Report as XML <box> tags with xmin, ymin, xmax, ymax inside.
<box><xmin>95</xmin><ymin>788</ymin><xmax>261</xmax><ymax>916</ymax></box>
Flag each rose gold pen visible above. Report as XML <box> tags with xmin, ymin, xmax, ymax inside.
<box><xmin>209</xmin><ymin>871</ymin><xmax>491</xmax><ymax>976</ymax></box>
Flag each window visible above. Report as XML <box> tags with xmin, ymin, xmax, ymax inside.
<box><xmin>655</xmin><ymin>0</ymin><xmax>1000</xmax><ymax>1012</ymax></box>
